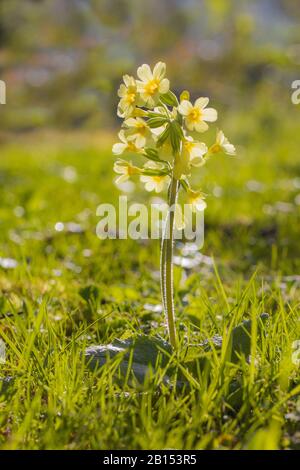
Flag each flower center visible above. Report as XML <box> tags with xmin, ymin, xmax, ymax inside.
<box><xmin>144</xmin><ymin>79</ymin><xmax>159</xmax><ymax>96</ymax></box>
<box><xmin>153</xmin><ymin>176</ymin><xmax>163</xmax><ymax>183</ymax></box>
<box><xmin>184</xmin><ymin>141</ymin><xmax>194</xmax><ymax>153</ymax></box>
<box><xmin>136</xmin><ymin>122</ymin><xmax>147</xmax><ymax>134</ymax></box>
<box><xmin>210</xmin><ymin>144</ymin><xmax>221</xmax><ymax>154</ymax></box>
<box><xmin>127</xmin><ymin>142</ymin><xmax>137</xmax><ymax>153</ymax></box>
<box><xmin>189</xmin><ymin>108</ymin><xmax>202</xmax><ymax>122</ymax></box>
<box><xmin>126</xmin><ymin>92</ymin><xmax>136</xmax><ymax>104</ymax></box>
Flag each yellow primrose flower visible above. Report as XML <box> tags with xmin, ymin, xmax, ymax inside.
<box><xmin>210</xmin><ymin>130</ymin><xmax>236</xmax><ymax>155</ymax></box>
<box><xmin>113</xmin><ymin>159</ymin><xmax>142</xmax><ymax>184</ymax></box>
<box><xmin>183</xmin><ymin>136</ymin><xmax>207</xmax><ymax>167</ymax></box>
<box><xmin>117</xmin><ymin>75</ymin><xmax>140</xmax><ymax>118</ymax></box>
<box><xmin>187</xmin><ymin>189</ymin><xmax>207</xmax><ymax>212</ymax></box>
<box><xmin>140</xmin><ymin>162</ymin><xmax>170</xmax><ymax>193</ymax></box>
<box><xmin>123</xmin><ymin>117</ymin><xmax>152</xmax><ymax>147</ymax></box>
<box><xmin>112</xmin><ymin>130</ymin><xmax>144</xmax><ymax>155</ymax></box>
<box><xmin>178</xmin><ymin>97</ymin><xmax>217</xmax><ymax>132</ymax></box>
<box><xmin>136</xmin><ymin>62</ymin><xmax>170</xmax><ymax>108</ymax></box>
<box><xmin>173</xmin><ymin>136</ymin><xmax>207</xmax><ymax>179</ymax></box>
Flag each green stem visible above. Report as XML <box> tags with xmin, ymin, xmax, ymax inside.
<box><xmin>160</xmin><ymin>174</ymin><xmax>179</xmax><ymax>349</ymax></box>
<box><xmin>160</xmin><ymin>231</ymin><xmax>167</xmax><ymax>314</ymax></box>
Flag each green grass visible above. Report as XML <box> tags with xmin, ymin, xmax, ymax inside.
<box><xmin>0</xmin><ymin>103</ymin><xmax>300</xmax><ymax>450</ymax></box>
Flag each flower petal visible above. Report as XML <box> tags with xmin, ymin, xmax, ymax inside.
<box><xmin>159</xmin><ymin>78</ymin><xmax>170</xmax><ymax>94</ymax></box>
<box><xmin>137</xmin><ymin>64</ymin><xmax>153</xmax><ymax>82</ymax></box>
<box><xmin>145</xmin><ymin>181</ymin><xmax>155</xmax><ymax>192</ymax></box>
<box><xmin>202</xmin><ymin>107</ymin><xmax>218</xmax><ymax>122</ymax></box>
<box><xmin>112</xmin><ymin>143</ymin><xmax>126</xmax><ymax>155</ymax></box>
<box><xmin>117</xmin><ymin>84</ymin><xmax>126</xmax><ymax>98</ymax></box>
<box><xmin>194</xmin><ymin>199</ymin><xmax>207</xmax><ymax>211</ymax></box>
<box><xmin>195</xmin><ymin>97</ymin><xmax>209</xmax><ymax>109</ymax></box>
<box><xmin>116</xmin><ymin>174</ymin><xmax>129</xmax><ymax>184</ymax></box>
<box><xmin>185</xmin><ymin>118</ymin><xmax>196</xmax><ymax>131</ymax></box>
<box><xmin>135</xmin><ymin>134</ymin><xmax>146</xmax><ymax>148</ymax></box>
<box><xmin>124</xmin><ymin>118</ymin><xmax>137</xmax><ymax>128</ymax></box>
<box><xmin>123</xmin><ymin>75</ymin><xmax>134</xmax><ymax>87</ymax></box>
<box><xmin>191</xmin><ymin>142</ymin><xmax>207</xmax><ymax>158</ymax></box>
<box><xmin>153</xmin><ymin>62</ymin><xmax>166</xmax><ymax>80</ymax></box>
<box><xmin>190</xmin><ymin>156</ymin><xmax>204</xmax><ymax>167</ymax></box>
<box><xmin>178</xmin><ymin>100</ymin><xmax>193</xmax><ymax>116</ymax></box>
<box><xmin>118</xmin><ymin>130</ymin><xmax>127</xmax><ymax>143</ymax></box>
<box><xmin>194</xmin><ymin>121</ymin><xmax>209</xmax><ymax>133</ymax></box>
<box><xmin>117</xmin><ymin>105</ymin><xmax>126</xmax><ymax>118</ymax></box>
<box><xmin>223</xmin><ymin>143</ymin><xmax>236</xmax><ymax>155</ymax></box>
<box><xmin>216</xmin><ymin>130</ymin><xmax>225</xmax><ymax>145</ymax></box>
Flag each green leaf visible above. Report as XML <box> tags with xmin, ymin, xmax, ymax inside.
<box><xmin>144</xmin><ymin>148</ymin><xmax>162</xmax><ymax>162</ymax></box>
<box><xmin>147</xmin><ymin>117</ymin><xmax>168</xmax><ymax>128</ymax></box>
<box><xmin>229</xmin><ymin>313</ymin><xmax>269</xmax><ymax>363</ymax></box>
<box><xmin>142</xmin><ymin>168</ymin><xmax>169</xmax><ymax>176</ymax></box>
<box><xmin>85</xmin><ymin>334</ymin><xmax>173</xmax><ymax>383</ymax></box>
<box><xmin>201</xmin><ymin>313</ymin><xmax>269</xmax><ymax>364</ymax></box>
<box><xmin>160</xmin><ymin>90</ymin><xmax>179</xmax><ymax>107</ymax></box>
<box><xmin>179</xmin><ymin>178</ymin><xmax>190</xmax><ymax>192</ymax></box>
<box><xmin>172</xmin><ymin>120</ymin><xmax>184</xmax><ymax>138</ymax></box>
<box><xmin>169</xmin><ymin>121</ymin><xmax>183</xmax><ymax>154</ymax></box>
<box><xmin>79</xmin><ymin>284</ymin><xmax>100</xmax><ymax>302</ymax></box>
<box><xmin>147</xmin><ymin>111</ymin><xmax>166</xmax><ymax>119</ymax></box>
<box><xmin>156</xmin><ymin>124</ymin><xmax>170</xmax><ymax>147</ymax></box>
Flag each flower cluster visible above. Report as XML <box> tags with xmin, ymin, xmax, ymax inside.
<box><xmin>113</xmin><ymin>62</ymin><xmax>235</xmax><ymax>206</ymax></box>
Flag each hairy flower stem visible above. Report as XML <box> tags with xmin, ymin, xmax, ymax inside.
<box><xmin>160</xmin><ymin>174</ymin><xmax>179</xmax><ymax>349</ymax></box>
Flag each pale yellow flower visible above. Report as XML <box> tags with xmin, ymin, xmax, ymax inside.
<box><xmin>178</xmin><ymin>97</ymin><xmax>217</xmax><ymax>132</ymax></box>
<box><xmin>136</xmin><ymin>62</ymin><xmax>170</xmax><ymax>108</ymax></box>
<box><xmin>113</xmin><ymin>159</ymin><xmax>142</xmax><ymax>184</ymax></box>
<box><xmin>187</xmin><ymin>189</ymin><xmax>207</xmax><ymax>212</ymax></box>
<box><xmin>210</xmin><ymin>130</ymin><xmax>236</xmax><ymax>155</ymax></box>
<box><xmin>173</xmin><ymin>136</ymin><xmax>207</xmax><ymax>179</ymax></box>
<box><xmin>140</xmin><ymin>162</ymin><xmax>170</xmax><ymax>193</ymax></box>
<box><xmin>112</xmin><ymin>130</ymin><xmax>144</xmax><ymax>155</ymax></box>
<box><xmin>183</xmin><ymin>136</ymin><xmax>207</xmax><ymax>167</ymax></box>
<box><xmin>123</xmin><ymin>117</ymin><xmax>152</xmax><ymax>148</ymax></box>
<box><xmin>117</xmin><ymin>75</ymin><xmax>140</xmax><ymax>118</ymax></box>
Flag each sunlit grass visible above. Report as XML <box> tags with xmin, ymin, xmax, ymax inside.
<box><xmin>0</xmin><ymin>108</ymin><xmax>300</xmax><ymax>449</ymax></box>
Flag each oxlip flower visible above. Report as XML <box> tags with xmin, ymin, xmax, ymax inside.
<box><xmin>113</xmin><ymin>159</ymin><xmax>142</xmax><ymax>184</ymax></box>
<box><xmin>136</xmin><ymin>62</ymin><xmax>170</xmax><ymax>108</ymax></box>
<box><xmin>140</xmin><ymin>162</ymin><xmax>170</xmax><ymax>193</ymax></box>
<box><xmin>178</xmin><ymin>97</ymin><xmax>217</xmax><ymax>132</ymax></box>
<box><xmin>112</xmin><ymin>130</ymin><xmax>144</xmax><ymax>155</ymax></box>
<box><xmin>123</xmin><ymin>117</ymin><xmax>153</xmax><ymax>148</ymax></box>
<box><xmin>183</xmin><ymin>136</ymin><xmax>207</xmax><ymax>167</ymax></box>
<box><xmin>186</xmin><ymin>189</ymin><xmax>207</xmax><ymax>212</ymax></box>
<box><xmin>209</xmin><ymin>130</ymin><xmax>236</xmax><ymax>155</ymax></box>
<box><xmin>117</xmin><ymin>75</ymin><xmax>140</xmax><ymax>118</ymax></box>
<box><xmin>173</xmin><ymin>136</ymin><xmax>207</xmax><ymax>179</ymax></box>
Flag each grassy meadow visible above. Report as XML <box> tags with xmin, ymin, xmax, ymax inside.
<box><xmin>0</xmin><ymin>99</ymin><xmax>300</xmax><ymax>449</ymax></box>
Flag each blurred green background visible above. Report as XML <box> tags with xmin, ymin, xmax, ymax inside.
<box><xmin>0</xmin><ymin>0</ymin><xmax>299</xmax><ymax>132</ymax></box>
<box><xmin>0</xmin><ymin>0</ymin><xmax>300</xmax><ymax>450</ymax></box>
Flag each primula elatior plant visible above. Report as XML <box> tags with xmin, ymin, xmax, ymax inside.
<box><xmin>113</xmin><ymin>62</ymin><xmax>235</xmax><ymax>349</ymax></box>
